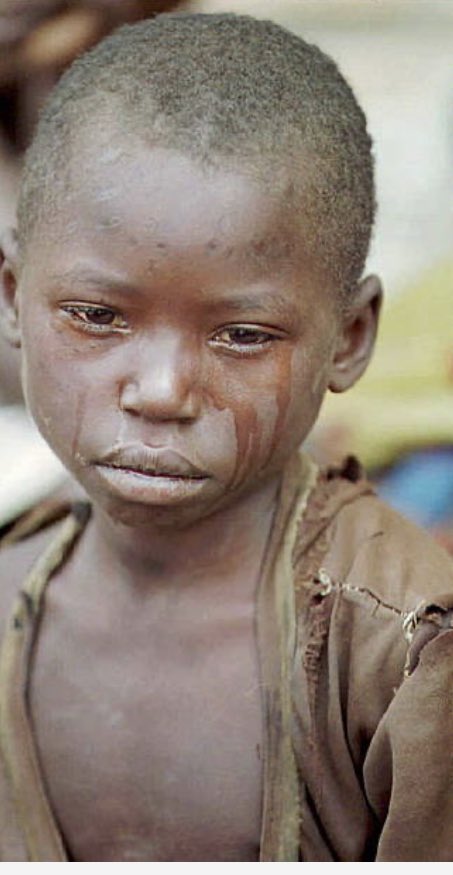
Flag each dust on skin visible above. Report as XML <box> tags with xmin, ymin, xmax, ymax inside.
<box><xmin>11</xmin><ymin>133</ymin><xmax>345</xmax><ymax>544</ymax></box>
<box><xmin>0</xmin><ymin>120</ymin><xmax>385</xmax><ymax>862</ymax></box>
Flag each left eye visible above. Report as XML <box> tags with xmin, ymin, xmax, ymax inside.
<box><xmin>62</xmin><ymin>305</ymin><xmax>127</xmax><ymax>329</ymax></box>
<box><xmin>211</xmin><ymin>326</ymin><xmax>274</xmax><ymax>348</ymax></box>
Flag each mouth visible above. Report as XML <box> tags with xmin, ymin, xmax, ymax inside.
<box><xmin>97</xmin><ymin>444</ymin><xmax>208</xmax><ymax>480</ymax></box>
<box><xmin>93</xmin><ymin>444</ymin><xmax>211</xmax><ymax>506</ymax></box>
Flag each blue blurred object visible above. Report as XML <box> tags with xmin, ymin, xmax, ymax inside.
<box><xmin>378</xmin><ymin>447</ymin><xmax>453</xmax><ymax>527</ymax></box>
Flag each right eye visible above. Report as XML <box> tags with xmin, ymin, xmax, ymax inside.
<box><xmin>61</xmin><ymin>304</ymin><xmax>128</xmax><ymax>332</ymax></box>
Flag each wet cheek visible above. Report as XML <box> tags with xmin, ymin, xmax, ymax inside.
<box><xmin>20</xmin><ymin>327</ymin><xmax>94</xmax><ymax>466</ymax></box>
<box><xmin>195</xmin><ymin>403</ymin><xmax>239</xmax><ymax>484</ymax></box>
<box><xmin>229</xmin><ymin>393</ymin><xmax>261</xmax><ymax>490</ymax></box>
<box><xmin>209</xmin><ymin>373</ymin><xmax>282</xmax><ymax>491</ymax></box>
<box><xmin>197</xmin><ymin>375</ymin><xmax>259</xmax><ymax>490</ymax></box>
<box><xmin>238</xmin><ymin>350</ymin><xmax>298</xmax><ymax>478</ymax></box>
<box><xmin>250</xmin><ymin>345</ymin><xmax>331</xmax><ymax>473</ymax></box>
<box><xmin>23</xmin><ymin>356</ymin><xmax>79</xmax><ymax>457</ymax></box>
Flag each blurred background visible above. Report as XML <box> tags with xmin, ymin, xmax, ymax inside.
<box><xmin>1</xmin><ymin>0</ymin><xmax>452</xmax><ymax>543</ymax></box>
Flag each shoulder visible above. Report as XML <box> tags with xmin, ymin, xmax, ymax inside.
<box><xmin>294</xmin><ymin>461</ymin><xmax>453</xmax><ymax>753</ymax></box>
<box><xmin>296</xmin><ymin>457</ymin><xmax>453</xmax><ymax>612</ymax></box>
<box><xmin>309</xmin><ymin>470</ymin><xmax>453</xmax><ymax>719</ymax></box>
<box><xmin>328</xmin><ymin>490</ymin><xmax>453</xmax><ymax>611</ymax></box>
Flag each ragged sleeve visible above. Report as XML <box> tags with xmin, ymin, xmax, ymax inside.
<box><xmin>364</xmin><ymin>607</ymin><xmax>453</xmax><ymax>862</ymax></box>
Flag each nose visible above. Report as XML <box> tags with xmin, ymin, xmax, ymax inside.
<box><xmin>119</xmin><ymin>331</ymin><xmax>201</xmax><ymax>423</ymax></box>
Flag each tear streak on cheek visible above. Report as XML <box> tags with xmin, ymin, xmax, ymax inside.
<box><xmin>71</xmin><ymin>391</ymin><xmax>87</xmax><ymax>464</ymax></box>
<box><xmin>256</xmin><ymin>394</ymin><xmax>279</xmax><ymax>471</ymax></box>
<box><xmin>197</xmin><ymin>404</ymin><xmax>238</xmax><ymax>481</ymax></box>
<box><xmin>21</xmin><ymin>357</ymin><xmax>54</xmax><ymax>446</ymax></box>
<box><xmin>230</xmin><ymin>392</ymin><xmax>283</xmax><ymax>492</ymax></box>
<box><xmin>230</xmin><ymin>403</ymin><xmax>259</xmax><ymax>491</ymax></box>
<box><xmin>259</xmin><ymin>354</ymin><xmax>293</xmax><ymax>473</ymax></box>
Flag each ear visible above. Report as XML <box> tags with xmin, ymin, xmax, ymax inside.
<box><xmin>0</xmin><ymin>227</ymin><xmax>21</xmax><ymax>348</ymax></box>
<box><xmin>328</xmin><ymin>274</ymin><xmax>383</xmax><ymax>393</ymax></box>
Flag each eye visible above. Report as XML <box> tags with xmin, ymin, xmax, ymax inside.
<box><xmin>210</xmin><ymin>324</ymin><xmax>277</xmax><ymax>353</ymax></box>
<box><xmin>61</xmin><ymin>304</ymin><xmax>128</xmax><ymax>332</ymax></box>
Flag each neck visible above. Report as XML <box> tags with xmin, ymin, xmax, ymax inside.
<box><xmin>83</xmin><ymin>477</ymin><xmax>281</xmax><ymax>593</ymax></box>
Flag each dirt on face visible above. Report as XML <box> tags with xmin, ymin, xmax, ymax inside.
<box><xmin>17</xmin><ymin>142</ymin><xmax>340</xmax><ymax>529</ymax></box>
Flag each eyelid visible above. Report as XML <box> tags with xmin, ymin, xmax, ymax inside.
<box><xmin>209</xmin><ymin>323</ymin><xmax>284</xmax><ymax>356</ymax></box>
<box><xmin>210</xmin><ymin>322</ymin><xmax>286</xmax><ymax>338</ymax></box>
<box><xmin>60</xmin><ymin>302</ymin><xmax>129</xmax><ymax>332</ymax></box>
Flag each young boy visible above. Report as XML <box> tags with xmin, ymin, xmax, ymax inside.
<box><xmin>0</xmin><ymin>13</ymin><xmax>452</xmax><ymax>863</ymax></box>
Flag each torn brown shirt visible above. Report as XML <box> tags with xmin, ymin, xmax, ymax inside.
<box><xmin>1</xmin><ymin>454</ymin><xmax>453</xmax><ymax>861</ymax></box>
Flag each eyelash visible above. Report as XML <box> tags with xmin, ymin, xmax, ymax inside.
<box><xmin>61</xmin><ymin>304</ymin><xmax>128</xmax><ymax>333</ymax></box>
<box><xmin>61</xmin><ymin>305</ymin><xmax>280</xmax><ymax>353</ymax></box>
<box><xmin>209</xmin><ymin>325</ymin><xmax>277</xmax><ymax>353</ymax></box>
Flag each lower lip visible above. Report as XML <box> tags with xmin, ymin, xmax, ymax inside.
<box><xmin>94</xmin><ymin>465</ymin><xmax>210</xmax><ymax>505</ymax></box>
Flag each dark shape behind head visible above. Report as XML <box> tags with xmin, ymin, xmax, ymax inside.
<box><xmin>17</xmin><ymin>12</ymin><xmax>375</xmax><ymax>303</ymax></box>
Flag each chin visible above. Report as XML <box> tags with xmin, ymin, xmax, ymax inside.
<box><xmin>99</xmin><ymin>497</ymin><xmax>222</xmax><ymax>532</ymax></box>
<box><xmin>88</xmin><ymin>478</ymin><xmax>230</xmax><ymax>531</ymax></box>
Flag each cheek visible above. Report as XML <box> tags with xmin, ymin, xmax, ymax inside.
<box><xmin>227</xmin><ymin>344</ymin><xmax>331</xmax><ymax>481</ymax></box>
<box><xmin>194</xmin><ymin>404</ymin><xmax>239</xmax><ymax>483</ymax></box>
<box><xmin>281</xmin><ymin>344</ymin><xmax>332</xmax><ymax>452</ymax></box>
<box><xmin>196</xmin><ymin>367</ymin><xmax>270</xmax><ymax>490</ymax></box>
<box><xmin>22</xmin><ymin>347</ymin><xmax>84</xmax><ymax>459</ymax></box>
<box><xmin>20</xmin><ymin>317</ymin><xmax>100</xmax><ymax>462</ymax></box>
<box><xmin>209</xmin><ymin>356</ymin><xmax>295</xmax><ymax>489</ymax></box>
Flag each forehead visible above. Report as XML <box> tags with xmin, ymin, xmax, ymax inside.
<box><xmin>80</xmin><ymin>147</ymin><xmax>280</xmax><ymax>248</ymax></box>
<box><xmin>34</xmin><ymin>133</ymin><xmax>312</xmax><ymax>256</ymax></box>
<box><xmin>23</xmin><ymin>140</ymin><xmax>329</xmax><ymax>317</ymax></box>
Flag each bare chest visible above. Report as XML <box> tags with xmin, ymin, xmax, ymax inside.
<box><xmin>29</xmin><ymin>599</ymin><xmax>263</xmax><ymax>862</ymax></box>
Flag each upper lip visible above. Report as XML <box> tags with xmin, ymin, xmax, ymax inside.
<box><xmin>97</xmin><ymin>444</ymin><xmax>208</xmax><ymax>479</ymax></box>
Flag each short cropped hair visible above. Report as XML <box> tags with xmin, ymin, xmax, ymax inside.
<box><xmin>17</xmin><ymin>13</ymin><xmax>375</xmax><ymax>300</ymax></box>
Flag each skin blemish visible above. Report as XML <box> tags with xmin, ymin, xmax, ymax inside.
<box><xmin>247</xmin><ymin>234</ymin><xmax>296</xmax><ymax>265</ymax></box>
<box><xmin>97</xmin><ymin>216</ymin><xmax>122</xmax><ymax>232</ymax></box>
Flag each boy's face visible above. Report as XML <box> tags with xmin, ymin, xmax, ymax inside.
<box><xmin>1</xmin><ymin>142</ymin><xmax>379</xmax><ymax>528</ymax></box>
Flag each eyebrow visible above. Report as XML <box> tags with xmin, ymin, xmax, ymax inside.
<box><xmin>48</xmin><ymin>267</ymin><xmax>136</xmax><ymax>295</ymax></box>
<box><xmin>48</xmin><ymin>268</ymin><xmax>298</xmax><ymax>320</ymax></box>
<box><xmin>212</xmin><ymin>291</ymin><xmax>298</xmax><ymax>317</ymax></box>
